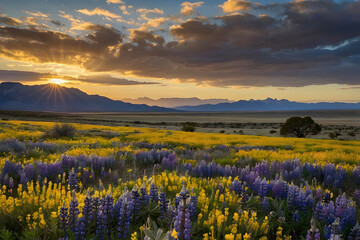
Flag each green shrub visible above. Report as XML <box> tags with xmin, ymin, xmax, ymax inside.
<box><xmin>44</xmin><ymin>123</ymin><xmax>77</xmax><ymax>138</ymax></box>
<box><xmin>181</xmin><ymin>124</ymin><xmax>196</xmax><ymax>132</ymax></box>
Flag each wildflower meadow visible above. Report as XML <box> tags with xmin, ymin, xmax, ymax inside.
<box><xmin>0</xmin><ymin>120</ymin><xmax>360</xmax><ymax>240</ymax></box>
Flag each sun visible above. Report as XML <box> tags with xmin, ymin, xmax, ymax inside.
<box><xmin>49</xmin><ymin>78</ymin><xmax>67</xmax><ymax>85</ymax></box>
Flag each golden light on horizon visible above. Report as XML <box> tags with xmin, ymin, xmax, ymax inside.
<box><xmin>49</xmin><ymin>78</ymin><xmax>67</xmax><ymax>85</ymax></box>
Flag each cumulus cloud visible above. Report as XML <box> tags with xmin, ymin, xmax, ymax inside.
<box><xmin>1</xmin><ymin>0</ymin><xmax>360</xmax><ymax>87</ymax></box>
<box><xmin>219</xmin><ymin>0</ymin><xmax>252</xmax><ymax>13</ymax></box>
<box><xmin>77</xmin><ymin>7</ymin><xmax>123</xmax><ymax>19</ymax></box>
<box><xmin>180</xmin><ymin>2</ymin><xmax>204</xmax><ymax>16</ymax></box>
<box><xmin>106</xmin><ymin>0</ymin><xmax>124</xmax><ymax>4</ymax></box>
<box><xmin>0</xmin><ymin>15</ymin><xmax>21</xmax><ymax>26</ymax></box>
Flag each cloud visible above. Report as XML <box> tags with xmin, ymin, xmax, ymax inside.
<box><xmin>138</xmin><ymin>17</ymin><xmax>167</xmax><ymax>30</ymax></box>
<box><xmin>119</xmin><ymin>5</ymin><xmax>131</xmax><ymax>15</ymax></box>
<box><xmin>0</xmin><ymin>70</ymin><xmax>45</xmax><ymax>82</ymax></box>
<box><xmin>77</xmin><ymin>7</ymin><xmax>123</xmax><ymax>19</ymax></box>
<box><xmin>136</xmin><ymin>8</ymin><xmax>163</xmax><ymax>15</ymax></box>
<box><xmin>0</xmin><ymin>24</ymin><xmax>122</xmax><ymax>65</ymax></box>
<box><xmin>180</xmin><ymin>2</ymin><xmax>204</xmax><ymax>16</ymax></box>
<box><xmin>50</xmin><ymin>20</ymin><xmax>63</xmax><ymax>26</ymax></box>
<box><xmin>219</xmin><ymin>0</ymin><xmax>252</xmax><ymax>13</ymax></box>
<box><xmin>0</xmin><ymin>70</ymin><xmax>159</xmax><ymax>86</ymax></box>
<box><xmin>73</xmin><ymin>74</ymin><xmax>160</xmax><ymax>85</ymax></box>
<box><xmin>1</xmin><ymin>0</ymin><xmax>360</xmax><ymax>88</ymax></box>
<box><xmin>0</xmin><ymin>15</ymin><xmax>21</xmax><ymax>26</ymax></box>
<box><xmin>136</xmin><ymin>8</ymin><xmax>164</xmax><ymax>21</ymax></box>
<box><xmin>24</xmin><ymin>11</ymin><xmax>49</xmax><ymax>19</ymax></box>
<box><xmin>59</xmin><ymin>11</ymin><xmax>95</xmax><ymax>30</ymax></box>
<box><xmin>22</xmin><ymin>11</ymin><xmax>51</xmax><ymax>27</ymax></box>
<box><xmin>106</xmin><ymin>0</ymin><xmax>124</xmax><ymax>4</ymax></box>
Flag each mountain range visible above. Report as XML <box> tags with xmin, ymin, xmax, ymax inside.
<box><xmin>0</xmin><ymin>82</ymin><xmax>172</xmax><ymax>112</ymax></box>
<box><xmin>0</xmin><ymin>82</ymin><xmax>359</xmax><ymax>112</ymax></box>
<box><xmin>122</xmin><ymin>97</ymin><xmax>232</xmax><ymax>108</ymax></box>
<box><xmin>175</xmin><ymin>98</ymin><xmax>360</xmax><ymax>111</ymax></box>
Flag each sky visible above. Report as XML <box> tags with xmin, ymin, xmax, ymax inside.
<box><xmin>0</xmin><ymin>0</ymin><xmax>359</xmax><ymax>103</ymax></box>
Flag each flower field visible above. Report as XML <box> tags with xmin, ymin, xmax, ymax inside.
<box><xmin>0</xmin><ymin>120</ymin><xmax>360</xmax><ymax>240</ymax></box>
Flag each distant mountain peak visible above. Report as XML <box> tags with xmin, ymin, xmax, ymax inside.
<box><xmin>122</xmin><ymin>97</ymin><xmax>232</xmax><ymax>108</ymax></box>
<box><xmin>0</xmin><ymin>82</ymin><xmax>175</xmax><ymax>112</ymax></box>
<box><xmin>176</xmin><ymin>98</ymin><xmax>360</xmax><ymax>111</ymax></box>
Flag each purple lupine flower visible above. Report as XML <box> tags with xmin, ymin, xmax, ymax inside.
<box><xmin>347</xmin><ymin>222</ymin><xmax>360</xmax><ymax>240</ymax></box>
<box><xmin>259</xmin><ymin>178</ymin><xmax>268</xmax><ymax>197</ymax></box>
<box><xmin>123</xmin><ymin>197</ymin><xmax>134</xmax><ymax>239</ymax></box>
<box><xmin>323</xmin><ymin>225</ymin><xmax>332</xmax><ymax>240</ymax></box>
<box><xmin>184</xmin><ymin>208</ymin><xmax>191</xmax><ymax>240</ymax></box>
<box><xmin>102</xmin><ymin>194</ymin><xmax>114</xmax><ymax>221</ymax></box>
<box><xmin>68</xmin><ymin>192</ymin><xmax>79</xmax><ymax>231</ymax></box>
<box><xmin>159</xmin><ymin>188</ymin><xmax>168</xmax><ymax>219</ymax></box>
<box><xmin>288</xmin><ymin>184</ymin><xmax>299</xmax><ymax>210</ymax></box>
<box><xmin>75</xmin><ymin>217</ymin><xmax>86</xmax><ymax>240</ymax></box>
<box><xmin>149</xmin><ymin>183</ymin><xmax>159</xmax><ymax>203</ymax></box>
<box><xmin>297</xmin><ymin>189</ymin><xmax>307</xmax><ymax>211</ymax></box>
<box><xmin>189</xmin><ymin>194</ymin><xmax>197</xmax><ymax>220</ymax></box>
<box><xmin>132</xmin><ymin>186</ymin><xmax>141</xmax><ymax>220</ymax></box>
<box><xmin>20</xmin><ymin>171</ymin><xmax>28</xmax><ymax>185</ymax></box>
<box><xmin>174</xmin><ymin>202</ymin><xmax>184</xmax><ymax>239</ymax></box>
<box><xmin>92</xmin><ymin>197</ymin><xmax>101</xmax><ymax>222</ymax></box>
<box><xmin>174</xmin><ymin>186</ymin><xmax>191</xmax><ymax>240</ymax></box>
<box><xmin>162</xmin><ymin>153</ymin><xmax>178</xmax><ymax>170</ymax></box>
<box><xmin>24</xmin><ymin>163</ymin><xmax>35</xmax><ymax>180</ymax></box>
<box><xmin>224</xmin><ymin>165</ymin><xmax>232</xmax><ymax>177</ymax></box>
<box><xmin>60</xmin><ymin>202</ymin><xmax>69</xmax><ymax>232</ymax></box>
<box><xmin>62</xmin><ymin>155</ymin><xmax>76</xmax><ymax>171</ymax></box>
<box><xmin>68</xmin><ymin>169</ymin><xmax>78</xmax><ymax>191</ymax></box>
<box><xmin>96</xmin><ymin>205</ymin><xmax>106</xmax><ymax>240</ymax></box>
<box><xmin>140</xmin><ymin>184</ymin><xmax>149</xmax><ymax>207</ymax></box>
<box><xmin>82</xmin><ymin>192</ymin><xmax>93</xmax><ymax>225</ymax></box>
<box><xmin>272</xmin><ymin>179</ymin><xmax>284</xmax><ymax>199</ymax></box>
<box><xmin>252</xmin><ymin>176</ymin><xmax>261</xmax><ymax>195</ymax></box>
<box><xmin>230</xmin><ymin>180</ymin><xmax>242</xmax><ymax>196</ymax></box>
<box><xmin>334</xmin><ymin>194</ymin><xmax>350</xmax><ymax>229</ymax></box>
<box><xmin>117</xmin><ymin>195</ymin><xmax>127</xmax><ymax>239</ymax></box>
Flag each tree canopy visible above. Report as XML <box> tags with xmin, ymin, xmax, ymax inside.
<box><xmin>280</xmin><ymin>116</ymin><xmax>321</xmax><ymax>138</ymax></box>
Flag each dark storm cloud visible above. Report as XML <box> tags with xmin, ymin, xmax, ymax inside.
<box><xmin>1</xmin><ymin>0</ymin><xmax>360</xmax><ymax>87</ymax></box>
<box><xmin>0</xmin><ymin>70</ymin><xmax>159</xmax><ymax>86</ymax></box>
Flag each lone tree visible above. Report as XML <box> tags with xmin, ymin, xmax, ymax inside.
<box><xmin>280</xmin><ymin>116</ymin><xmax>321</xmax><ymax>138</ymax></box>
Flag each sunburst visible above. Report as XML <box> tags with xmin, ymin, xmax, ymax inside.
<box><xmin>49</xmin><ymin>78</ymin><xmax>67</xmax><ymax>85</ymax></box>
